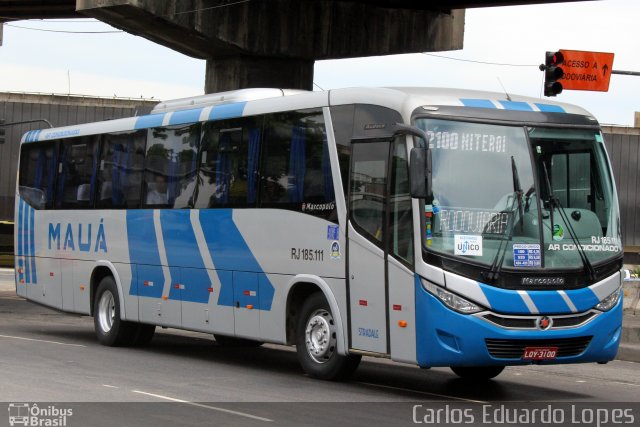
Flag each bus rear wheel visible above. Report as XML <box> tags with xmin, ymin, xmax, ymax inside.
<box><xmin>296</xmin><ymin>292</ymin><xmax>361</xmax><ymax>380</ymax></box>
<box><xmin>93</xmin><ymin>276</ymin><xmax>138</xmax><ymax>347</ymax></box>
<box><xmin>450</xmin><ymin>366</ymin><xmax>505</xmax><ymax>380</ymax></box>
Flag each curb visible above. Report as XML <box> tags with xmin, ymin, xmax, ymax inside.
<box><xmin>617</xmin><ymin>343</ymin><xmax>640</xmax><ymax>363</ymax></box>
<box><xmin>623</xmin><ymin>279</ymin><xmax>640</xmax><ymax>314</ymax></box>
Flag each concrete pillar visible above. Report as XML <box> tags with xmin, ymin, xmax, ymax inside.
<box><xmin>205</xmin><ymin>57</ymin><xmax>314</xmax><ymax>92</ymax></box>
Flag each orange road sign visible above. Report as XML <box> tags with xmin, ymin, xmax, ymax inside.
<box><xmin>559</xmin><ymin>49</ymin><xmax>615</xmax><ymax>92</ymax></box>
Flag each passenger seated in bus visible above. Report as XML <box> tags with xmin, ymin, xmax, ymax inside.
<box><xmin>146</xmin><ymin>174</ymin><xmax>168</xmax><ymax>205</ymax></box>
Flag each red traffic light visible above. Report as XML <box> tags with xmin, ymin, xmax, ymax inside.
<box><xmin>543</xmin><ymin>51</ymin><xmax>565</xmax><ymax>97</ymax></box>
<box><xmin>546</xmin><ymin>51</ymin><xmax>564</xmax><ymax>67</ymax></box>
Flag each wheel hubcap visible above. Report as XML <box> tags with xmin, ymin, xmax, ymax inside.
<box><xmin>305</xmin><ymin>309</ymin><xmax>336</xmax><ymax>364</ymax></box>
<box><xmin>98</xmin><ymin>290</ymin><xmax>115</xmax><ymax>333</ymax></box>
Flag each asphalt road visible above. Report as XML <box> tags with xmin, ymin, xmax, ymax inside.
<box><xmin>1</xmin><ymin>268</ymin><xmax>639</xmax><ymax>427</ymax></box>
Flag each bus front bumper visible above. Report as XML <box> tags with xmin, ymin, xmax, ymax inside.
<box><xmin>415</xmin><ymin>284</ymin><xmax>622</xmax><ymax>368</ymax></box>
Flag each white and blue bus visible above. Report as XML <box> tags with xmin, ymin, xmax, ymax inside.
<box><xmin>15</xmin><ymin>87</ymin><xmax>623</xmax><ymax>380</ymax></box>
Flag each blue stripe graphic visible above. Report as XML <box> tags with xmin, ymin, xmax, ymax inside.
<box><xmin>29</xmin><ymin>205</ymin><xmax>37</xmax><ymax>283</ymax></box>
<box><xmin>527</xmin><ymin>291</ymin><xmax>573</xmax><ymax>314</ymax></box>
<box><xmin>126</xmin><ymin>210</ymin><xmax>164</xmax><ymax>298</ymax></box>
<box><xmin>23</xmin><ymin>203</ymin><xmax>30</xmax><ymax>284</ymax></box>
<box><xmin>16</xmin><ymin>199</ymin><xmax>24</xmax><ymax>284</ymax></box>
<box><xmin>565</xmin><ymin>287</ymin><xmax>601</xmax><ymax>312</ymax></box>
<box><xmin>477</xmin><ymin>281</ymin><xmax>602</xmax><ymax>314</ymax></box>
<box><xmin>134</xmin><ymin>114</ymin><xmax>165</xmax><ymax>130</ymax></box>
<box><xmin>200</xmin><ymin>209</ymin><xmax>274</xmax><ymax>310</ymax></box>
<box><xmin>208</xmin><ymin>103</ymin><xmax>246</xmax><ymax>121</ymax></box>
<box><xmin>168</xmin><ymin>109</ymin><xmax>203</xmax><ymax>126</ymax></box>
<box><xmin>17</xmin><ymin>199</ymin><xmax>23</xmax><ymax>257</ymax></box>
<box><xmin>159</xmin><ymin>210</ymin><xmax>211</xmax><ymax>304</ymax></box>
<box><xmin>498</xmin><ymin>101</ymin><xmax>533</xmax><ymax>111</ymax></box>
<box><xmin>460</xmin><ymin>98</ymin><xmax>495</xmax><ymax>109</ymax></box>
<box><xmin>478</xmin><ymin>282</ymin><xmax>531</xmax><ymax>314</ymax></box>
<box><xmin>126</xmin><ymin>209</ymin><xmax>275</xmax><ymax>310</ymax></box>
<box><xmin>535</xmin><ymin>103</ymin><xmax>566</xmax><ymax>113</ymax></box>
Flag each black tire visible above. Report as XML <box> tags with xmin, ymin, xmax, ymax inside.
<box><xmin>295</xmin><ymin>292</ymin><xmax>361</xmax><ymax>380</ymax></box>
<box><xmin>213</xmin><ymin>334</ymin><xmax>263</xmax><ymax>347</ymax></box>
<box><xmin>93</xmin><ymin>276</ymin><xmax>138</xmax><ymax>347</ymax></box>
<box><xmin>133</xmin><ymin>324</ymin><xmax>156</xmax><ymax>346</ymax></box>
<box><xmin>450</xmin><ymin>366</ymin><xmax>505</xmax><ymax>380</ymax></box>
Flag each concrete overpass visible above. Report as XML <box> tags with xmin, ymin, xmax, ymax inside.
<box><xmin>0</xmin><ymin>0</ymin><xmax>593</xmax><ymax>92</ymax></box>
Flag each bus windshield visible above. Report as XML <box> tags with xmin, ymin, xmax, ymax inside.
<box><xmin>416</xmin><ymin>118</ymin><xmax>622</xmax><ymax>272</ymax></box>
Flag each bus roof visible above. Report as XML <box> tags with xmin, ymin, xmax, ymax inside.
<box><xmin>21</xmin><ymin>87</ymin><xmax>597</xmax><ymax>143</ymax></box>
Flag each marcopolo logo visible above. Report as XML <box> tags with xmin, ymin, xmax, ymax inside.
<box><xmin>8</xmin><ymin>403</ymin><xmax>73</xmax><ymax>426</ymax></box>
<box><xmin>454</xmin><ymin>234</ymin><xmax>483</xmax><ymax>256</ymax></box>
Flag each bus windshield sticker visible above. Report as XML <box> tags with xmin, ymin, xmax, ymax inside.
<box><xmin>439</xmin><ymin>208</ymin><xmax>510</xmax><ymax>236</ymax></box>
<box><xmin>426</xmin><ymin>130</ymin><xmax>508</xmax><ymax>153</ymax></box>
<box><xmin>330</xmin><ymin>241</ymin><xmax>341</xmax><ymax>260</ymax></box>
<box><xmin>513</xmin><ymin>243</ymin><xmax>541</xmax><ymax>267</ymax></box>
<box><xmin>552</xmin><ymin>224</ymin><xmax>564</xmax><ymax>241</ymax></box>
<box><xmin>547</xmin><ymin>242</ymin><xmax>620</xmax><ymax>252</ymax></box>
<box><xmin>327</xmin><ymin>224</ymin><xmax>339</xmax><ymax>240</ymax></box>
<box><xmin>454</xmin><ymin>234</ymin><xmax>483</xmax><ymax>256</ymax></box>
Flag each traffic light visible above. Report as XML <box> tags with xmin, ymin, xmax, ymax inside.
<box><xmin>0</xmin><ymin>119</ymin><xmax>5</xmax><ymax>144</ymax></box>
<box><xmin>542</xmin><ymin>51</ymin><xmax>564</xmax><ymax>97</ymax></box>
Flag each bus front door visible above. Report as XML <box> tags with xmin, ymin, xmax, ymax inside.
<box><xmin>348</xmin><ymin>141</ymin><xmax>389</xmax><ymax>354</ymax></box>
<box><xmin>348</xmin><ymin>139</ymin><xmax>417</xmax><ymax>360</ymax></box>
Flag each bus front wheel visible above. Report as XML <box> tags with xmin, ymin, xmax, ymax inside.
<box><xmin>450</xmin><ymin>366</ymin><xmax>505</xmax><ymax>380</ymax></box>
<box><xmin>296</xmin><ymin>292</ymin><xmax>361</xmax><ymax>380</ymax></box>
<box><xmin>93</xmin><ymin>276</ymin><xmax>138</xmax><ymax>346</ymax></box>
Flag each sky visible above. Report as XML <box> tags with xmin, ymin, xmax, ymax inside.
<box><xmin>0</xmin><ymin>0</ymin><xmax>638</xmax><ymax>125</ymax></box>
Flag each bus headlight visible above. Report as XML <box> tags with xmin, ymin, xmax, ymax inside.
<box><xmin>594</xmin><ymin>286</ymin><xmax>622</xmax><ymax>312</ymax></box>
<box><xmin>421</xmin><ymin>278</ymin><xmax>483</xmax><ymax>314</ymax></box>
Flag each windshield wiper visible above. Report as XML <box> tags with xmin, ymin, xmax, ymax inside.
<box><xmin>541</xmin><ymin>162</ymin><xmax>596</xmax><ymax>281</ymax></box>
<box><xmin>511</xmin><ymin>156</ymin><xmax>525</xmax><ymax>232</ymax></box>
<box><xmin>485</xmin><ymin>156</ymin><xmax>523</xmax><ymax>283</ymax></box>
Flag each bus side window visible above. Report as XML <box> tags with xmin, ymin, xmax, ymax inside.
<box><xmin>18</xmin><ymin>142</ymin><xmax>57</xmax><ymax>210</ymax></box>
<box><xmin>98</xmin><ymin>131</ymin><xmax>146</xmax><ymax>209</ymax></box>
<box><xmin>330</xmin><ymin>105</ymin><xmax>355</xmax><ymax>200</ymax></box>
<box><xmin>194</xmin><ymin>117</ymin><xmax>261</xmax><ymax>209</ymax></box>
<box><xmin>350</xmin><ymin>141</ymin><xmax>389</xmax><ymax>246</ymax></box>
<box><xmin>144</xmin><ymin>124</ymin><xmax>200</xmax><ymax>209</ymax></box>
<box><xmin>260</xmin><ymin>109</ymin><xmax>336</xmax><ymax>221</ymax></box>
<box><xmin>389</xmin><ymin>140</ymin><xmax>413</xmax><ymax>265</ymax></box>
<box><xmin>56</xmin><ymin>136</ymin><xmax>99</xmax><ymax>209</ymax></box>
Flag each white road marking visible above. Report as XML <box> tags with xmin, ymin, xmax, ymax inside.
<box><xmin>102</xmin><ymin>384</ymin><xmax>119</xmax><ymax>389</ymax></box>
<box><xmin>356</xmin><ymin>382</ymin><xmax>488</xmax><ymax>404</ymax></box>
<box><xmin>131</xmin><ymin>390</ymin><xmax>273</xmax><ymax>422</ymax></box>
<box><xmin>0</xmin><ymin>334</ymin><xmax>86</xmax><ymax>347</ymax></box>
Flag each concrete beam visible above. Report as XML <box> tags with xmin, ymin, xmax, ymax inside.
<box><xmin>76</xmin><ymin>1</ymin><xmax>464</xmax><ymax>92</ymax></box>
<box><xmin>77</xmin><ymin>1</ymin><xmax>464</xmax><ymax>60</ymax></box>
<box><xmin>0</xmin><ymin>0</ymin><xmax>78</xmax><ymax>19</ymax></box>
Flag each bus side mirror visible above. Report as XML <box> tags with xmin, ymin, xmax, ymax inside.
<box><xmin>410</xmin><ymin>147</ymin><xmax>432</xmax><ymax>200</ymax></box>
